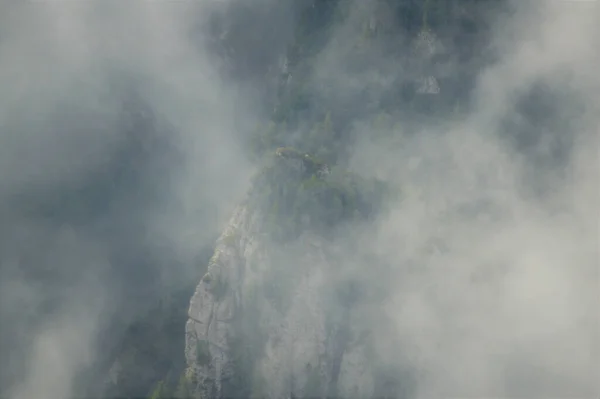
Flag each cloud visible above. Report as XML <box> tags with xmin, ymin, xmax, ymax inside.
<box><xmin>334</xmin><ymin>0</ymin><xmax>599</xmax><ymax>397</ymax></box>
<box><xmin>1</xmin><ymin>0</ymin><xmax>597</xmax><ymax>398</ymax></box>
<box><xmin>203</xmin><ymin>1</ymin><xmax>597</xmax><ymax>397</ymax></box>
<box><xmin>0</xmin><ymin>1</ymin><xmax>266</xmax><ymax>398</ymax></box>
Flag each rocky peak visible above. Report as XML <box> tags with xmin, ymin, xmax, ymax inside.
<box><xmin>183</xmin><ymin>150</ymin><xmax>391</xmax><ymax>398</ymax></box>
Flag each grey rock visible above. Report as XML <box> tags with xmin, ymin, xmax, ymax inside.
<box><xmin>184</xmin><ymin>202</ymin><xmax>374</xmax><ymax>398</ymax></box>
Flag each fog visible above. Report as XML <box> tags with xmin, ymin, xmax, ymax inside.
<box><xmin>341</xmin><ymin>1</ymin><xmax>599</xmax><ymax>397</ymax></box>
<box><xmin>0</xmin><ymin>0</ymin><xmax>597</xmax><ymax>398</ymax></box>
<box><xmin>0</xmin><ymin>2</ymin><xmax>270</xmax><ymax>398</ymax></box>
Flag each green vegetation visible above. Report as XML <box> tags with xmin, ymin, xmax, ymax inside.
<box><xmin>149</xmin><ymin>380</ymin><xmax>167</xmax><ymax>399</ymax></box>
<box><xmin>146</xmin><ymin>372</ymin><xmax>198</xmax><ymax>399</ymax></box>
<box><xmin>130</xmin><ymin>1</ymin><xmax>506</xmax><ymax>398</ymax></box>
<box><xmin>173</xmin><ymin>374</ymin><xmax>195</xmax><ymax>399</ymax></box>
<box><xmin>250</xmin><ymin>147</ymin><xmax>387</xmax><ymax>243</ymax></box>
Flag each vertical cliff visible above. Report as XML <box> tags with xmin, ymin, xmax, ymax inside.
<box><xmin>181</xmin><ymin>2</ymin><xmax>504</xmax><ymax>396</ymax></box>
<box><xmin>183</xmin><ymin>150</ymin><xmax>393</xmax><ymax>398</ymax></box>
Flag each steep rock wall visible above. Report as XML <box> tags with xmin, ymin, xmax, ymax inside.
<box><xmin>184</xmin><ymin>179</ymin><xmax>378</xmax><ymax>398</ymax></box>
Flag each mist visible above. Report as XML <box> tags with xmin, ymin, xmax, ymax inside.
<box><xmin>0</xmin><ymin>0</ymin><xmax>597</xmax><ymax>399</ymax></box>
<box><xmin>338</xmin><ymin>0</ymin><xmax>599</xmax><ymax>397</ymax></box>
<box><xmin>0</xmin><ymin>1</ymin><xmax>276</xmax><ymax>398</ymax></box>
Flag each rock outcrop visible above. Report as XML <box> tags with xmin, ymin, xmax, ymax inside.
<box><xmin>184</xmin><ymin>151</ymin><xmax>390</xmax><ymax>398</ymax></box>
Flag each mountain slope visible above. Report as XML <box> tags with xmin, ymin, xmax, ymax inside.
<box><xmin>183</xmin><ymin>149</ymin><xmax>397</xmax><ymax>399</ymax></box>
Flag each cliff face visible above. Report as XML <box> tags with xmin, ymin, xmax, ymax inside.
<box><xmin>184</xmin><ymin>154</ymin><xmax>388</xmax><ymax>398</ymax></box>
<box><xmin>184</xmin><ymin>211</ymin><xmax>373</xmax><ymax>399</ymax></box>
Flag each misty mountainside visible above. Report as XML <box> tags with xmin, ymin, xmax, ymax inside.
<box><xmin>182</xmin><ymin>149</ymin><xmax>397</xmax><ymax>399</ymax></box>
<box><xmin>2</xmin><ymin>0</ymin><xmax>598</xmax><ymax>399</ymax></box>
<box><xmin>144</xmin><ymin>2</ymin><xmax>505</xmax><ymax>398</ymax></box>
<box><xmin>94</xmin><ymin>2</ymin><xmax>504</xmax><ymax>398</ymax></box>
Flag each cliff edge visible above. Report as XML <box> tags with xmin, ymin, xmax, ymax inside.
<box><xmin>184</xmin><ymin>149</ymin><xmax>394</xmax><ymax>398</ymax></box>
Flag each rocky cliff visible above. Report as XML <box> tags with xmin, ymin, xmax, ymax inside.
<box><xmin>183</xmin><ymin>151</ymin><xmax>397</xmax><ymax>398</ymax></box>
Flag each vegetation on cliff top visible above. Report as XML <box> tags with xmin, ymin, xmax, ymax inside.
<box><xmin>144</xmin><ymin>0</ymin><xmax>504</xmax><ymax>397</ymax></box>
<box><xmin>249</xmin><ymin>147</ymin><xmax>388</xmax><ymax>242</ymax></box>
